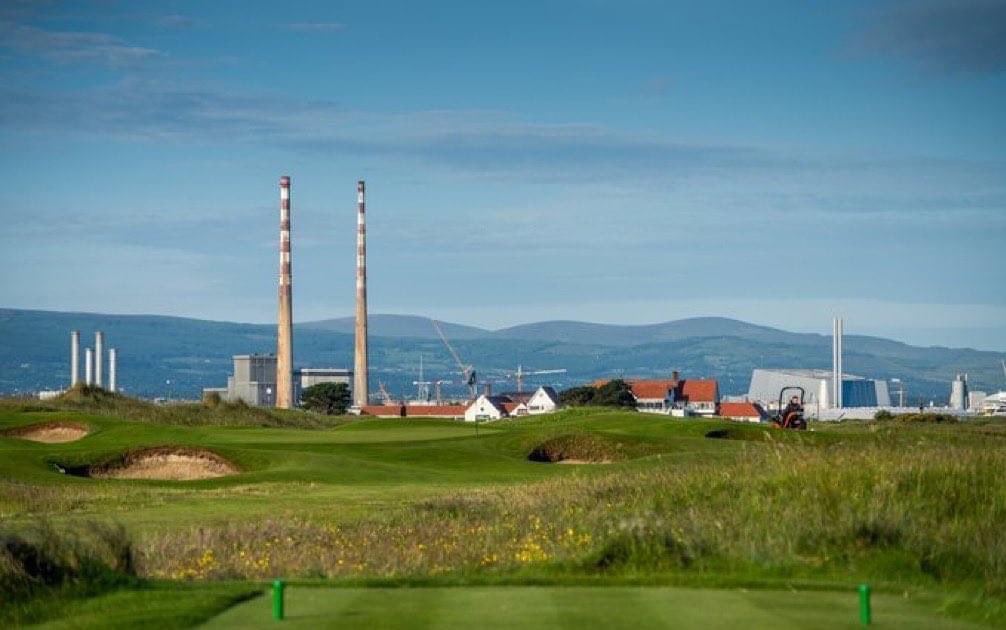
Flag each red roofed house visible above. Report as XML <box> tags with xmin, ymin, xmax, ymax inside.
<box><xmin>359</xmin><ymin>404</ymin><xmax>406</xmax><ymax>418</ymax></box>
<box><xmin>623</xmin><ymin>375</ymin><xmax>720</xmax><ymax>416</ymax></box>
<box><xmin>630</xmin><ymin>380</ymin><xmax>678</xmax><ymax>413</ymax></box>
<box><xmin>359</xmin><ymin>404</ymin><xmax>467</xmax><ymax>419</ymax></box>
<box><xmin>404</xmin><ymin>405</ymin><xmax>468</xmax><ymax>419</ymax></box>
<box><xmin>717</xmin><ymin>401</ymin><xmax>766</xmax><ymax>423</ymax></box>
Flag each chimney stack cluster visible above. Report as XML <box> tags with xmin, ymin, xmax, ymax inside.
<box><xmin>267</xmin><ymin>176</ymin><xmax>371</xmax><ymax>410</ymax></box>
<box><xmin>70</xmin><ymin>330</ymin><xmax>118</xmax><ymax>392</ymax></box>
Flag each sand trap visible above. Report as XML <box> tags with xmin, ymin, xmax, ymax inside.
<box><xmin>6</xmin><ymin>422</ymin><xmax>89</xmax><ymax>443</ymax></box>
<box><xmin>557</xmin><ymin>459</ymin><xmax>612</xmax><ymax>465</ymax></box>
<box><xmin>89</xmin><ymin>447</ymin><xmax>238</xmax><ymax>481</ymax></box>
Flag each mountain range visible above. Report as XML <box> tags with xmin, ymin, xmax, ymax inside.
<box><xmin>2</xmin><ymin>308</ymin><xmax>1003</xmax><ymax>403</ymax></box>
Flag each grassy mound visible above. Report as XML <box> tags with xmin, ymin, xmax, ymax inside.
<box><xmin>1</xmin><ymin>384</ymin><xmax>345</xmax><ymax>429</ymax></box>
<box><xmin>528</xmin><ymin>432</ymin><xmax>640</xmax><ymax>463</ymax></box>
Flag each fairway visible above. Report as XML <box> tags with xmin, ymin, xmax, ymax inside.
<box><xmin>204</xmin><ymin>586</ymin><xmax>978</xmax><ymax>629</ymax></box>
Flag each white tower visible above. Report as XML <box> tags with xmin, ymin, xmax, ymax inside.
<box><xmin>85</xmin><ymin>348</ymin><xmax>94</xmax><ymax>386</ymax></box>
<box><xmin>94</xmin><ymin>331</ymin><xmax>104</xmax><ymax>388</ymax></box>
<box><xmin>109</xmin><ymin>348</ymin><xmax>117</xmax><ymax>393</ymax></box>
<box><xmin>70</xmin><ymin>330</ymin><xmax>80</xmax><ymax>387</ymax></box>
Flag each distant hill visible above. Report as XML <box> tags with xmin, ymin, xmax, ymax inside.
<box><xmin>2</xmin><ymin>308</ymin><xmax>1003</xmax><ymax>403</ymax></box>
<box><xmin>491</xmin><ymin>317</ymin><xmax>814</xmax><ymax>347</ymax></box>
<box><xmin>301</xmin><ymin>315</ymin><xmax>490</xmax><ymax>340</ymax></box>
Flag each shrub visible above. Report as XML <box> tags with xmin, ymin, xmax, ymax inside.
<box><xmin>592</xmin><ymin>379</ymin><xmax>636</xmax><ymax>408</ymax></box>
<box><xmin>874</xmin><ymin>409</ymin><xmax>894</xmax><ymax>421</ymax></box>
<box><xmin>560</xmin><ymin>380</ymin><xmax>636</xmax><ymax>408</ymax></box>
<box><xmin>559</xmin><ymin>386</ymin><xmax>596</xmax><ymax>407</ymax></box>
<box><xmin>301</xmin><ymin>383</ymin><xmax>351</xmax><ymax>415</ymax></box>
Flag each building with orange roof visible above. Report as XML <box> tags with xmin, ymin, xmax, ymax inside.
<box><xmin>717</xmin><ymin>401</ymin><xmax>765</xmax><ymax>423</ymax></box>
<box><xmin>597</xmin><ymin>372</ymin><xmax>720</xmax><ymax>416</ymax></box>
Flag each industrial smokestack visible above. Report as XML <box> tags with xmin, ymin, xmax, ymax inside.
<box><xmin>353</xmin><ymin>180</ymin><xmax>370</xmax><ymax>408</ymax></box>
<box><xmin>832</xmin><ymin>316</ymin><xmax>841</xmax><ymax>410</ymax></box>
<box><xmin>832</xmin><ymin>318</ymin><xmax>843</xmax><ymax>409</ymax></box>
<box><xmin>85</xmin><ymin>348</ymin><xmax>94</xmax><ymax>386</ymax></box>
<box><xmin>276</xmin><ymin>175</ymin><xmax>294</xmax><ymax>409</ymax></box>
<box><xmin>94</xmin><ymin>331</ymin><xmax>104</xmax><ymax>388</ymax></box>
<box><xmin>70</xmin><ymin>331</ymin><xmax>80</xmax><ymax>387</ymax></box>
<box><xmin>109</xmin><ymin>348</ymin><xmax>117</xmax><ymax>393</ymax></box>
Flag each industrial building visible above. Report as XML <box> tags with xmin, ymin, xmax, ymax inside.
<box><xmin>203</xmin><ymin>354</ymin><xmax>351</xmax><ymax>407</ymax></box>
<box><xmin>298</xmin><ymin>368</ymin><xmax>352</xmax><ymax>390</ymax></box>
<box><xmin>747</xmin><ymin>368</ymin><xmax>891</xmax><ymax>410</ymax></box>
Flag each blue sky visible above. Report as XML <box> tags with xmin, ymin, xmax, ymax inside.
<box><xmin>1</xmin><ymin>0</ymin><xmax>1004</xmax><ymax>350</ymax></box>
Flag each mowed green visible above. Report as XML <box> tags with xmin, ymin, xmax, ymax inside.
<box><xmin>205</xmin><ymin>586</ymin><xmax>978</xmax><ymax>630</ymax></box>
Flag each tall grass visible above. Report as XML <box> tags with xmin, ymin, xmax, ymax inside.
<box><xmin>0</xmin><ymin>522</ymin><xmax>137</xmax><ymax>625</ymax></box>
<box><xmin>137</xmin><ymin>434</ymin><xmax>1006</xmax><ymax>597</ymax></box>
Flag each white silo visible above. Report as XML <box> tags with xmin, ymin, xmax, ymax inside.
<box><xmin>949</xmin><ymin>373</ymin><xmax>969</xmax><ymax>410</ymax></box>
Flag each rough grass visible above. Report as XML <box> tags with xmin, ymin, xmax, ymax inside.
<box><xmin>3</xmin><ymin>385</ymin><xmax>346</xmax><ymax>429</ymax></box>
<box><xmin>137</xmin><ymin>436</ymin><xmax>1006</xmax><ymax>609</ymax></box>
<box><xmin>0</xmin><ymin>521</ymin><xmax>137</xmax><ymax>626</ymax></box>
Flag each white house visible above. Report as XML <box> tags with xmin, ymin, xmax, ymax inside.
<box><xmin>526</xmin><ymin>386</ymin><xmax>560</xmax><ymax>415</ymax></box>
<box><xmin>464</xmin><ymin>395</ymin><xmax>511</xmax><ymax>422</ymax></box>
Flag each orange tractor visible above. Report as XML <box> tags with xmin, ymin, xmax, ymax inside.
<box><xmin>771</xmin><ymin>386</ymin><xmax>808</xmax><ymax>430</ymax></box>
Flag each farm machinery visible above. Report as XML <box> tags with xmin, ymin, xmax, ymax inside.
<box><xmin>771</xmin><ymin>386</ymin><xmax>808</xmax><ymax>430</ymax></box>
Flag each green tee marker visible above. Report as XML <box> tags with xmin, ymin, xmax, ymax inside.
<box><xmin>273</xmin><ymin>579</ymin><xmax>285</xmax><ymax>621</ymax></box>
<box><xmin>859</xmin><ymin>583</ymin><xmax>871</xmax><ymax>625</ymax></box>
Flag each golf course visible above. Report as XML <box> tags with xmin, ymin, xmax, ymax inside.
<box><xmin>2</xmin><ymin>389</ymin><xmax>1004</xmax><ymax>628</ymax></box>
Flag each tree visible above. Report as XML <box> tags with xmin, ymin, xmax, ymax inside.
<box><xmin>591</xmin><ymin>379</ymin><xmax>636</xmax><ymax>408</ymax></box>
<box><xmin>559</xmin><ymin>386</ymin><xmax>596</xmax><ymax>407</ymax></box>
<box><xmin>559</xmin><ymin>380</ymin><xmax>636</xmax><ymax>409</ymax></box>
<box><xmin>301</xmin><ymin>382</ymin><xmax>351</xmax><ymax>415</ymax></box>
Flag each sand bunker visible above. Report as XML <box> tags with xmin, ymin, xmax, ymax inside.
<box><xmin>6</xmin><ymin>421</ymin><xmax>89</xmax><ymax>443</ymax></box>
<box><xmin>556</xmin><ymin>458</ymin><xmax>612</xmax><ymax>465</ymax></box>
<box><xmin>89</xmin><ymin>447</ymin><xmax>238</xmax><ymax>481</ymax></box>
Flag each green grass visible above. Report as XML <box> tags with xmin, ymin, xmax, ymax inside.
<box><xmin>204</xmin><ymin>585</ymin><xmax>980</xmax><ymax>629</ymax></box>
<box><xmin>26</xmin><ymin>582</ymin><xmax>260</xmax><ymax>630</ymax></box>
<box><xmin>2</xmin><ymin>395</ymin><xmax>1005</xmax><ymax>627</ymax></box>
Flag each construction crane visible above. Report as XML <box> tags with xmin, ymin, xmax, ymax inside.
<box><xmin>505</xmin><ymin>365</ymin><xmax>567</xmax><ymax>393</ymax></box>
<box><xmin>431</xmin><ymin>319</ymin><xmax>477</xmax><ymax>399</ymax></box>
<box><xmin>412</xmin><ymin>355</ymin><xmax>432</xmax><ymax>402</ymax></box>
<box><xmin>377</xmin><ymin>381</ymin><xmax>394</xmax><ymax>405</ymax></box>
